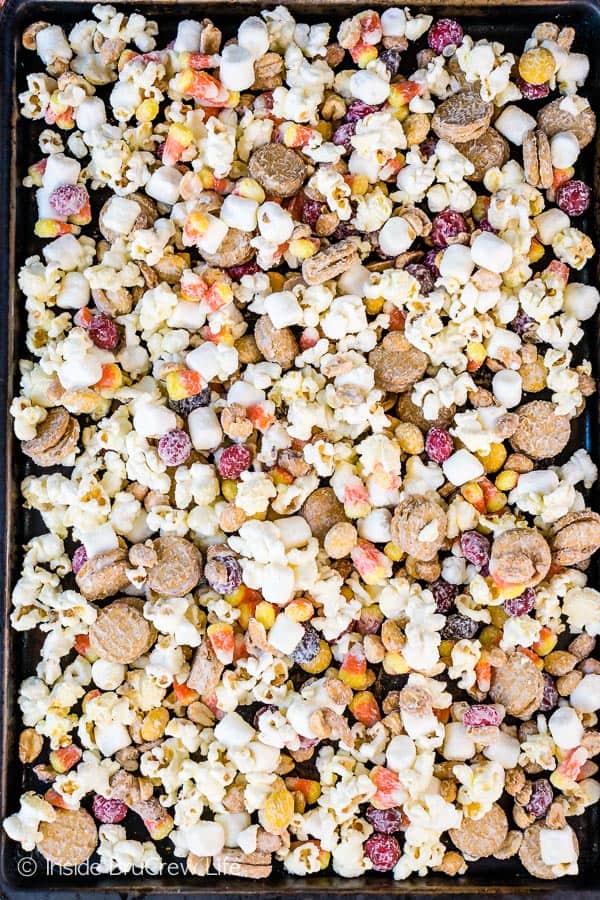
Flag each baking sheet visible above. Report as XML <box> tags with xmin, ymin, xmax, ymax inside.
<box><xmin>1</xmin><ymin>0</ymin><xmax>600</xmax><ymax>892</ymax></box>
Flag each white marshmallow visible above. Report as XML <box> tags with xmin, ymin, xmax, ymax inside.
<box><xmin>548</xmin><ymin>706</ymin><xmax>584</xmax><ymax>749</ymax></box>
<box><xmin>560</xmin><ymin>52</ymin><xmax>590</xmax><ymax>87</ymax></box>
<box><xmin>349</xmin><ymin>70</ymin><xmax>390</xmax><ymax>105</ymax></box>
<box><xmin>494</xmin><ymin>105</ymin><xmax>536</xmax><ymax>146</ymax></box>
<box><xmin>214</xmin><ymin>711</ymin><xmax>255</xmax><ymax>748</ymax></box>
<box><xmin>75</xmin><ymin>96</ymin><xmax>106</xmax><ymax>132</ymax></box>
<box><xmin>338</xmin><ymin>262</ymin><xmax>370</xmax><ymax>295</ymax></box>
<box><xmin>381</xmin><ymin>8</ymin><xmax>406</xmax><ymax>37</ymax></box>
<box><xmin>95</xmin><ymin>723</ymin><xmax>131</xmax><ymax>758</ymax></box>
<box><xmin>91</xmin><ymin>659</ymin><xmax>126</xmax><ymax>691</ymax></box>
<box><xmin>539</xmin><ymin>827</ymin><xmax>578</xmax><ymax>868</ymax></box>
<box><xmin>570</xmin><ymin>674</ymin><xmax>600</xmax><ymax>712</ymax></box>
<box><xmin>43</xmin><ymin>153</ymin><xmax>81</xmax><ymax>191</ymax></box>
<box><xmin>146</xmin><ymin>166</ymin><xmax>183</xmax><ymax>205</ymax></box>
<box><xmin>168</xmin><ymin>301</ymin><xmax>207</xmax><ymax>331</ymax></box>
<box><xmin>219</xmin><ymin>44</ymin><xmax>256</xmax><ymax>92</ymax></box>
<box><xmin>238</xmin><ymin>17</ymin><xmax>270</xmax><ymax>59</ymax></box>
<box><xmin>442</xmin><ymin>449</ymin><xmax>485</xmax><ymax>486</ymax></box>
<box><xmin>184</xmin><ymin>821</ymin><xmax>226</xmax><ymax>856</ymax></box>
<box><xmin>220</xmin><ymin>194</ymin><xmax>259</xmax><ymax>232</ymax></box>
<box><xmin>484</xmin><ymin>730</ymin><xmax>521</xmax><ymax>769</ymax></box>
<box><xmin>534</xmin><ymin>208</ymin><xmax>570</xmax><ymax>245</ymax></box>
<box><xmin>188</xmin><ymin>406</ymin><xmax>223</xmax><ymax>450</ymax></box>
<box><xmin>386</xmin><ymin>734</ymin><xmax>416</xmax><ymax>771</ymax></box>
<box><xmin>101</xmin><ymin>196</ymin><xmax>142</xmax><ymax>237</ymax></box>
<box><xmin>378</xmin><ymin>216</ymin><xmax>413</xmax><ymax>256</ymax></box>
<box><xmin>264</xmin><ymin>291</ymin><xmax>303</xmax><ymax>328</ymax></box>
<box><xmin>550</xmin><ymin>131</ymin><xmax>580</xmax><ymax>169</ymax></box>
<box><xmin>81</xmin><ymin>523</ymin><xmax>119</xmax><ymax>559</ymax></box>
<box><xmin>268</xmin><ymin>614</ymin><xmax>305</xmax><ymax>655</ymax></box>
<box><xmin>471</xmin><ymin>232</ymin><xmax>513</xmax><ymax>273</ymax></box>
<box><xmin>173</xmin><ymin>20</ymin><xmax>203</xmax><ymax>52</ymax></box>
<box><xmin>257</xmin><ymin>202</ymin><xmax>294</xmax><ymax>243</ymax></box>
<box><xmin>133</xmin><ymin>403</ymin><xmax>177</xmax><ymax>439</ymax></box>
<box><xmin>492</xmin><ymin>369</ymin><xmax>522</xmax><ymax>408</ymax></box>
<box><xmin>564</xmin><ymin>283</ymin><xmax>600</xmax><ymax>321</ymax></box>
<box><xmin>439</xmin><ymin>243</ymin><xmax>474</xmax><ymax>283</ymax></box>
<box><xmin>274</xmin><ymin>516</ymin><xmax>312</xmax><ymax>550</ymax></box>
<box><xmin>442</xmin><ymin>722</ymin><xmax>476</xmax><ymax>760</ymax></box>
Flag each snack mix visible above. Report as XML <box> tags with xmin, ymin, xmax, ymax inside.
<box><xmin>5</xmin><ymin>3</ymin><xmax>600</xmax><ymax>882</ymax></box>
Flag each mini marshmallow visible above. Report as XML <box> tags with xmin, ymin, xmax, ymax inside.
<box><xmin>378</xmin><ymin>216</ymin><xmax>413</xmax><ymax>256</ymax></box>
<box><xmin>264</xmin><ymin>291</ymin><xmax>303</xmax><ymax>328</ymax></box>
<box><xmin>550</xmin><ymin>131</ymin><xmax>580</xmax><ymax>169</ymax></box>
<box><xmin>145</xmin><ymin>166</ymin><xmax>183</xmax><ymax>206</ymax></box>
<box><xmin>95</xmin><ymin>723</ymin><xmax>131</xmax><ymax>758</ymax></box>
<box><xmin>534</xmin><ymin>208</ymin><xmax>570</xmax><ymax>245</ymax></box>
<box><xmin>539</xmin><ymin>827</ymin><xmax>578</xmax><ymax>868</ymax></box>
<box><xmin>168</xmin><ymin>301</ymin><xmax>207</xmax><ymax>331</ymax></box>
<box><xmin>570</xmin><ymin>674</ymin><xmax>600</xmax><ymax>712</ymax></box>
<box><xmin>173</xmin><ymin>20</ymin><xmax>203</xmax><ymax>52</ymax></box>
<box><xmin>564</xmin><ymin>282</ymin><xmax>600</xmax><ymax>321</ymax></box>
<box><xmin>439</xmin><ymin>244</ymin><xmax>474</xmax><ymax>283</ymax></box>
<box><xmin>381</xmin><ymin>7</ymin><xmax>406</xmax><ymax>37</ymax></box>
<box><xmin>349</xmin><ymin>70</ymin><xmax>390</xmax><ymax>105</ymax></box>
<box><xmin>338</xmin><ymin>262</ymin><xmax>371</xmax><ymax>296</ymax></box>
<box><xmin>43</xmin><ymin>153</ymin><xmax>81</xmax><ymax>191</ymax></box>
<box><xmin>442</xmin><ymin>722</ymin><xmax>476</xmax><ymax>760</ymax></box>
<box><xmin>238</xmin><ymin>16</ymin><xmax>270</xmax><ymax>59</ymax></box>
<box><xmin>274</xmin><ymin>516</ymin><xmax>312</xmax><ymax>550</ymax></box>
<box><xmin>75</xmin><ymin>96</ymin><xmax>106</xmax><ymax>132</ymax></box>
<box><xmin>220</xmin><ymin>194</ymin><xmax>259</xmax><ymax>232</ymax></box>
<box><xmin>91</xmin><ymin>659</ymin><xmax>126</xmax><ymax>691</ymax></box>
<box><xmin>56</xmin><ymin>271</ymin><xmax>90</xmax><ymax>309</ymax></box>
<box><xmin>471</xmin><ymin>232</ymin><xmax>513</xmax><ymax>274</ymax></box>
<box><xmin>81</xmin><ymin>523</ymin><xmax>119</xmax><ymax>558</ymax></box>
<box><xmin>188</xmin><ymin>406</ymin><xmax>223</xmax><ymax>450</ymax></box>
<box><xmin>548</xmin><ymin>706</ymin><xmax>584</xmax><ymax>749</ymax></box>
<box><xmin>185</xmin><ymin>821</ymin><xmax>226</xmax><ymax>856</ymax></box>
<box><xmin>560</xmin><ymin>52</ymin><xmax>590</xmax><ymax>87</ymax></box>
<box><xmin>492</xmin><ymin>369</ymin><xmax>522</xmax><ymax>408</ymax></box>
<box><xmin>214</xmin><ymin>712</ymin><xmax>255</xmax><ymax>748</ymax></box>
<box><xmin>101</xmin><ymin>196</ymin><xmax>142</xmax><ymax>237</ymax></box>
<box><xmin>494</xmin><ymin>105</ymin><xmax>536</xmax><ymax>146</ymax></box>
<box><xmin>215</xmin><ymin>812</ymin><xmax>251</xmax><ymax>848</ymax></box>
<box><xmin>484</xmin><ymin>730</ymin><xmax>521</xmax><ymax>769</ymax></box>
<box><xmin>219</xmin><ymin>44</ymin><xmax>255</xmax><ymax>92</ymax></box>
<box><xmin>442</xmin><ymin>449</ymin><xmax>485</xmax><ymax>486</ymax></box>
<box><xmin>268</xmin><ymin>614</ymin><xmax>305</xmax><ymax>655</ymax></box>
<box><xmin>133</xmin><ymin>403</ymin><xmax>177</xmax><ymax>439</ymax></box>
<box><xmin>257</xmin><ymin>202</ymin><xmax>294</xmax><ymax>243</ymax></box>
<box><xmin>386</xmin><ymin>734</ymin><xmax>416</xmax><ymax>771</ymax></box>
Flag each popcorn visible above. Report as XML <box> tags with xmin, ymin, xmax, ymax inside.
<box><xmin>471</xmin><ymin>232</ymin><xmax>513</xmax><ymax>274</ymax></box>
<box><xmin>3</xmin><ymin>793</ymin><xmax>56</xmax><ymax>852</ymax></box>
<box><xmin>548</xmin><ymin>706</ymin><xmax>584</xmax><ymax>749</ymax></box>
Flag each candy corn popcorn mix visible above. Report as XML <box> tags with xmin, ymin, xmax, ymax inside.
<box><xmin>5</xmin><ymin>3</ymin><xmax>600</xmax><ymax>882</ymax></box>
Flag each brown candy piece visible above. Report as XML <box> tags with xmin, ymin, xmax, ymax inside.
<box><xmin>200</xmin><ymin>229</ymin><xmax>254</xmax><ymax>268</ymax></box>
<box><xmin>254</xmin><ymin>315</ymin><xmax>299</xmax><ymax>369</ymax></box>
<box><xmin>431</xmin><ymin>91</ymin><xmax>493</xmax><ymax>142</ymax></box>
<box><xmin>455</xmin><ymin>128</ymin><xmax>509</xmax><ymax>182</ymax></box>
<box><xmin>37</xmin><ymin>807</ymin><xmax>98</xmax><ymax>867</ymax></box>
<box><xmin>391</xmin><ymin>495</ymin><xmax>447</xmax><ymax>562</ymax></box>
<box><xmin>537</xmin><ymin>97</ymin><xmax>596</xmax><ymax>149</ymax></box>
<box><xmin>369</xmin><ymin>332</ymin><xmax>428</xmax><ymax>393</ymax></box>
<box><xmin>146</xmin><ymin>536</ymin><xmax>202</xmax><ymax>597</ymax></box>
<box><xmin>551</xmin><ymin>510</ymin><xmax>600</xmax><ymax>567</ymax></box>
<box><xmin>76</xmin><ymin>548</ymin><xmax>131</xmax><ymax>600</ymax></box>
<box><xmin>449</xmin><ymin>803</ymin><xmax>508</xmax><ymax>860</ymax></box>
<box><xmin>510</xmin><ymin>401</ymin><xmax>571</xmax><ymax>460</ymax></box>
<box><xmin>301</xmin><ymin>487</ymin><xmax>346</xmax><ymax>542</ymax></box>
<box><xmin>302</xmin><ymin>238</ymin><xmax>361</xmax><ymax>286</ymax></box>
<box><xmin>489</xmin><ymin>527</ymin><xmax>551</xmax><ymax>589</ymax></box>
<box><xmin>248</xmin><ymin>143</ymin><xmax>306</xmax><ymax>198</ymax></box>
<box><xmin>519</xmin><ymin>822</ymin><xmax>579</xmax><ymax>879</ymax></box>
<box><xmin>89</xmin><ymin>597</ymin><xmax>157</xmax><ymax>664</ymax></box>
<box><xmin>489</xmin><ymin>651</ymin><xmax>545</xmax><ymax>718</ymax></box>
<box><xmin>522</xmin><ymin>129</ymin><xmax>553</xmax><ymax>190</ymax></box>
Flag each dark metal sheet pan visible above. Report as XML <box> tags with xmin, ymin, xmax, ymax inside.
<box><xmin>1</xmin><ymin>0</ymin><xmax>600</xmax><ymax>894</ymax></box>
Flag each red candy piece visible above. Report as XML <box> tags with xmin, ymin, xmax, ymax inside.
<box><xmin>503</xmin><ymin>587</ymin><xmax>536</xmax><ymax>616</ymax></box>
<box><xmin>72</xmin><ymin>545</ymin><xmax>88</xmax><ymax>574</ymax></box>
<box><xmin>49</xmin><ymin>183</ymin><xmax>89</xmax><ymax>217</ymax></box>
<box><xmin>525</xmin><ymin>779</ymin><xmax>553</xmax><ymax>818</ymax></box>
<box><xmin>431</xmin><ymin>210</ymin><xmax>467</xmax><ymax>248</ymax></box>
<box><xmin>89</xmin><ymin>315</ymin><xmax>120</xmax><ymax>350</ymax></box>
<box><xmin>92</xmin><ymin>794</ymin><xmax>128</xmax><ymax>824</ymax></box>
<box><xmin>516</xmin><ymin>77</ymin><xmax>550</xmax><ymax>100</ymax></box>
<box><xmin>364</xmin><ymin>833</ymin><xmax>401</xmax><ymax>871</ymax></box>
<box><xmin>364</xmin><ymin>805</ymin><xmax>404</xmax><ymax>834</ymax></box>
<box><xmin>158</xmin><ymin>429</ymin><xmax>192</xmax><ymax>466</ymax></box>
<box><xmin>463</xmin><ymin>704</ymin><xmax>502</xmax><ymax>727</ymax></box>
<box><xmin>425</xmin><ymin>427</ymin><xmax>453</xmax><ymax>463</ymax></box>
<box><xmin>556</xmin><ymin>180</ymin><xmax>592</xmax><ymax>216</ymax></box>
<box><xmin>460</xmin><ymin>531</ymin><xmax>491</xmax><ymax>568</ymax></box>
<box><xmin>428</xmin><ymin>18</ymin><xmax>464</xmax><ymax>54</ymax></box>
<box><xmin>217</xmin><ymin>444</ymin><xmax>252</xmax><ymax>479</ymax></box>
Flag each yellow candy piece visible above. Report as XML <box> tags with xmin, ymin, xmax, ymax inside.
<box><xmin>477</xmin><ymin>443</ymin><xmax>507</xmax><ymax>473</ymax></box>
<box><xmin>300</xmin><ymin>640</ymin><xmax>332</xmax><ymax>674</ymax></box>
<box><xmin>262</xmin><ymin>787</ymin><xmax>294</xmax><ymax>833</ymax></box>
<box><xmin>136</xmin><ymin>98</ymin><xmax>159</xmax><ymax>122</ymax></box>
<box><xmin>221</xmin><ymin>479</ymin><xmax>238</xmax><ymax>501</ymax></box>
<box><xmin>141</xmin><ymin>707</ymin><xmax>169</xmax><ymax>742</ymax></box>
<box><xmin>255</xmin><ymin>601</ymin><xmax>276</xmax><ymax>629</ymax></box>
<box><xmin>384</xmin><ymin>542</ymin><xmax>402</xmax><ymax>562</ymax></box>
<box><xmin>519</xmin><ymin>47</ymin><xmax>556</xmax><ymax>85</ymax></box>
<box><xmin>382</xmin><ymin>650</ymin><xmax>410</xmax><ymax>675</ymax></box>
<box><xmin>495</xmin><ymin>470</ymin><xmax>519</xmax><ymax>491</ymax></box>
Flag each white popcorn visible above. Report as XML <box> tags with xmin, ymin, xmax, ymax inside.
<box><xmin>442</xmin><ymin>450</ymin><xmax>485</xmax><ymax>486</ymax></box>
<box><xmin>564</xmin><ymin>282</ymin><xmax>600</xmax><ymax>321</ymax></box>
<box><xmin>349</xmin><ymin>70</ymin><xmax>390</xmax><ymax>105</ymax></box>
<box><xmin>214</xmin><ymin>712</ymin><xmax>256</xmax><ymax>749</ymax></box>
<box><xmin>549</xmin><ymin>706</ymin><xmax>584</xmax><ymax>749</ymax></box>
<box><xmin>238</xmin><ymin>16</ymin><xmax>270</xmax><ymax>58</ymax></box>
<box><xmin>3</xmin><ymin>792</ymin><xmax>56</xmax><ymax>852</ymax></box>
<box><xmin>257</xmin><ymin>201</ymin><xmax>294</xmax><ymax>242</ymax></box>
<box><xmin>534</xmin><ymin>208</ymin><xmax>570</xmax><ymax>245</ymax></box>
